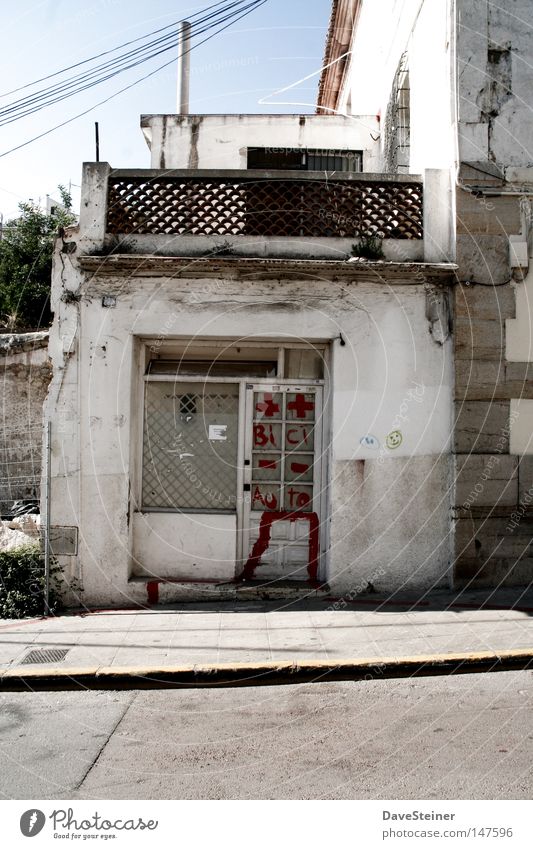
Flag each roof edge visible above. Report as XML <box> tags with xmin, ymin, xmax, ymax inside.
<box><xmin>317</xmin><ymin>0</ymin><xmax>362</xmax><ymax>115</ymax></box>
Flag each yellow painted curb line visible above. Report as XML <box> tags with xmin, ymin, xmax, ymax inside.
<box><xmin>1</xmin><ymin>648</ymin><xmax>533</xmax><ymax>690</ymax></box>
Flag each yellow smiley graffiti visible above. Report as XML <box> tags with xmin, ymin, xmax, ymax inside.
<box><xmin>386</xmin><ymin>430</ymin><xmax>403</xmax><ymax>449</ymax></box>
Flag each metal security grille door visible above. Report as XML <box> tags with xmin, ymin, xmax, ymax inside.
<box><xmin>142</xmin><ymin>381</ymin><xmax>240</xmax><ymax>511</ymax></box>
<box><xmin>242</xmin><ymin>384</ymin><xmax>323</xmax><ymax>582</ymax></box>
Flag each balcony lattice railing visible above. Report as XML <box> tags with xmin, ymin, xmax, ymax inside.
<box><xmin>106</xmin><ymin>170</ymin><xmax>423</xmax><ymax>240</ymax></box>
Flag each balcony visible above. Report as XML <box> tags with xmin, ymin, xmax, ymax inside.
<box><xmin>79</xmin><ymin>163</ymin><xmax>451</xmax><ymax>264</ymax></box>
<box><xmin>107</xmin><ymin>168</ymin><xmax>422</xmax><ymax>239</ymax></box>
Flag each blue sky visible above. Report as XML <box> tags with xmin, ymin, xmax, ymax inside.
<box><xmin>0</xmin><ymin>0</ymin><xmax>331</xmax><ymax>219</ymax></box>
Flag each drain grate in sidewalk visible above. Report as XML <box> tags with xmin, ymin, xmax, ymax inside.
<box><xmin>19</xmin><ymin>648</ymin><xmax>70</xmax><ymax>665</ymax></box>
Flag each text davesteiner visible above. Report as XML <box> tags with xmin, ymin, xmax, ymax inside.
<box><xmin>383</xmin><ymin>810</ymin><xmax>456</xmax><ymax>821</ymax></box>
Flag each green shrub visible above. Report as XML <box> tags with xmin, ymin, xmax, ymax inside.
<box><xmin>351</xmin><ymin>234</ymin><xmax>385</xmax><ymax>260</ymax></box>
<box><xmin>0</xmin><ymin>544</ymin><xmax>61</xmax><ymax>619</ymax></box>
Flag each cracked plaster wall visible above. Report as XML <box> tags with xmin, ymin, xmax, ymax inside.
<box><xmin>46</xmin><ymin>254</ymin><xmax>454</xmax><ymax>603</ymax></box>
<box><xmin>458</xmin><ymin>0</ymin><xmax>533</xmax><ymax>168</ymax></box>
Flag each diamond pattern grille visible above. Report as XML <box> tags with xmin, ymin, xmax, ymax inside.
<box><xmin>107</xmin><ymin>176</ymin><xmax>423</xmax><ymax>239</ymax></box>
<box><xmin>142</xmin><ymin>382</ymin><xmax>239</xmax><ymax>511</ymax></box>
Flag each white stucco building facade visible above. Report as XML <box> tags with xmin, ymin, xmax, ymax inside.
<box><xmin>43</xmin><ymin>5</ymin><xmax>473</xmax><ymax>607</ymax></box>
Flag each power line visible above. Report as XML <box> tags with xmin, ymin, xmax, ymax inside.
<box><xmin>0</xmin><ymin>0</ymin><xmax>268</xmax><ymax>159</ymax></box>
<box><xmin>0</xmin><ymin>1</ymin><xmax>260</xmax><ymax>126</ymax></box>
<box><xmin>0</xmin><ymin>0</ymin><xmax>234</xmax><ymax>98</ymax></box>
<box><xmin>0</xmin><ymin>0</ymin><xmax>249</xmax><ymax>115</ymax></box>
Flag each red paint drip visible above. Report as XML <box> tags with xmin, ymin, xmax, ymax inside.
<box><xmin>240</xmin><ymin>511</ymin><xmax>319</xmax><ymax>583</ymax></box>
<box><xmin>147</xmin><ymin>581</ymin><xmax>159</xmax><ymax>605</ymax></box>
<box><xmin>307</xmin><ymin>512</ymin><xmax>319</xmax><ymax>582</ymax></box>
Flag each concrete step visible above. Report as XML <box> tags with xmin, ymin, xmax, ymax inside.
<box><xmin>128</xmin><ymin>577</ymin><xmax>330</xmax><ymax>605</ymax></box>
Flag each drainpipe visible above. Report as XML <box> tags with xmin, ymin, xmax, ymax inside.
<box><xmin>177</xmin><ymin>21</ymin><xmax>192</xmax><ymax>114</ymax></box>
<box><xmin>43</xmin><ymin>419</ymin><xmax>52</xmax><ymax>616</ymax></box>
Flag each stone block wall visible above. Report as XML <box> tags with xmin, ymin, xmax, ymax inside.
<box><xmin>453</xmin><ymin>186</ymin><xmax>533</xmax><ymax>587</ymax></box>
<box><xmin>0</xmin><ymin>332</ymin><xmax>51</xmax><ymax>515</ymax></box>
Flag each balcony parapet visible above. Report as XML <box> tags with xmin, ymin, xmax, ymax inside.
<box><xmin>79</xmin><ymin>163</ymin><xmax>455</xmax><ymax>263</ymax></box>
<box><xmin>105</xmin><ymin>168</ymin><xmax>423</xmax><ymax>241</ymax></box>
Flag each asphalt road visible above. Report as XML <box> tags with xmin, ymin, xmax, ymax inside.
<box><xmin>1</xmin><ymin>670</ymin><xmax>532</xmax><ymax>800</ymax></box>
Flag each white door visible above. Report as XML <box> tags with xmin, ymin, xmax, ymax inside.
<box><xmin>241</xmin><ymin>383</ymin><xmax>324</xmax><ymax>583</ymax></box>
<box><xmin>137</xmin><ymin>380</ymin><xmax>241</xmax><ymax>580</ymax></box>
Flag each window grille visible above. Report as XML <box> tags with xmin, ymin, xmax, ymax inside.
<box><xmin>142</xmin><ymin>382</ymin><xmax>239</xmax><ymax>511</ymax></box>
<box><xmin>383</xmin><ymin>53</ymin><xmax>411</xmax><ymax>175</ymax></box>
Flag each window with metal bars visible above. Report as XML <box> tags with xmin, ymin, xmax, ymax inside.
<box><xmin>142</xmin><ymin>382</ymin><xmax>240</xmax><ymax>512</ymax></box>
<box><xmin>247</xmin><ymin>148</ymin><xmax>363</xmax><ymax>173</ymax></box>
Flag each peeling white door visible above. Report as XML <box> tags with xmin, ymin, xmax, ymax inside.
<box><xmin>241</xmin><ymin>383</ymin><xmax>324</xmax><ymax>582</ymax></box>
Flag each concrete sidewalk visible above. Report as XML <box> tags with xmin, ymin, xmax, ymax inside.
<box><xmin>1</xmin><ymin>588</ymin><xmax>533</xmax><ymax>688</ymax></box>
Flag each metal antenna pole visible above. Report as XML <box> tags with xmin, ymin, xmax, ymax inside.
<box><xmin>95</xmin><ymin>121</ymin><xmax>100</xmax><ymax>162</ymax></box>
<box><xmin>177</xmin><ymin>21</ymin><xmax>192</xmax><ymax>114</ymax></box>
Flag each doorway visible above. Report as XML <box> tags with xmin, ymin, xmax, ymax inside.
<box><xmin>135</xmin><ymin>342</ymin><xmax>328</xmax><ymax>584</ymax></box>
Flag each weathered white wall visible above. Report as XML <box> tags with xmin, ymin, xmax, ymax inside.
<box><xmin>104</xmin><ymin>233</ymin><xmax>424</xmax><ymax>263</ymax></box>
<box><xmin>331</xmin><ymin>453</ymin><xmax>452</xmax><ymax>592</ymax></box>
<box><xmin>46</xmin><ymin>248</ymin><xmax>454</xmax><ymax>604</ymax></box>
<box><xmin>506</xmin><ymin>242</ymin><xmax>533</xmax><ymax>363</ymax></box>
<box><xmin>338</xmin><ymin>0</ymin><xmax>454</xmax><ymax>174</ymax></box>
<box><xmin>510</xmin><ymin>399</ymin><xmax>533</xmax><ymax>455</ymax></box>
<box><xmin>132</xmin><ymin>513</ymin><xmax>237</xmax><ymax>580</ymax></box>
<box><xmin>338</xmin><ymin>0</ymin><xmax>420</xmax><ymax>117</ymax></box>
<box><xmin>335</xmin><ymin>0</ymin><xmax>455</xmax><ymax>260</ymax></box>
<box><xmin>141</xmin><ymin>114</ymin><xmax>380</xmax><ymax>172</ymax></box>
<box><xmin>409</xmin><ymin>0</ymin><xmax>454</xmax><ymax>174</ymax></box>
<box><xmin>340</xmin><ymin>0</ymin><xmax>533</xmax><ymax>178</ymax></box>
